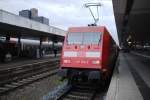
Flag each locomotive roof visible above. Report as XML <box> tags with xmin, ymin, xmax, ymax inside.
<box><xmin>68</xmin><ymin>26</ymin><xmax>107</xmax><ymax>33</ymax></box>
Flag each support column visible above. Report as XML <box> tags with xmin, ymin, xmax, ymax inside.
<box><xmin>39</xmin><ymin>37</ymin><xmax>43</xmax><ymax>58</ymax></box>
<box><xmin>4</xmin><ymin>34</ymin><xmax>12</xmax><ymax>62</ymax></box>
<box><xmin>17</xmin><ymin>35</ymin><xmax>21</xmax><ymax>57</ymax></box>
<box><xmin>52</xmin><ymin>40</ymin><xmax>58</xmax><ymax>57</ymax></box>
<box><xmin>6</xmin><ymin>35</ymin><xmax>10</xmax><ymax>42</ymax></box>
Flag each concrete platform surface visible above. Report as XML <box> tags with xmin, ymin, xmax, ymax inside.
<box><xmin>105</xmin><ymin>53</ymin><xmax>146</xmax><ymax>100</ymax></box>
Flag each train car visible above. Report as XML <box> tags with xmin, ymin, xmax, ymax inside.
<box><xmin>0</xmin><ymin>40</ymin><xmax>18</xmax><ymax>62</ymax></box>
<box><xmin>0</xmin><ymin>38</ymin><xmax>62</xmax><ymax>62</ymax></box>
<box><xmin>58</xmin><ymin>26</ymin><xmax>118</xmax><ymax>84</ymax></box>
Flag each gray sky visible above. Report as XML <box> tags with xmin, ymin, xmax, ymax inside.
<box><xmin>0</xmin><ymin>0</ymin><xmax>119</xmax><ymax>45</ymax></box>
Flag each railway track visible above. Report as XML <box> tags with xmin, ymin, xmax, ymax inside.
<box><xmin>57</xmin><ymin>83</ymin><xmax>97</xmax><ymax>100</ymax></box>
<box><xmin>0</xmin><ymin>59</ymin><xmax>59</xmax><ymax>95</ymax></box>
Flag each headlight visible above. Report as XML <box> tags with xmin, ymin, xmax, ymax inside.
<box><xmin>63</xmin><ymin>59</ymin><xmax>71</xmax><ymax>63</ymax></box>
<box><xmin>92</xmin><ymin>60</ymin><xmax>100</xmax><ymax>64</ymax></box>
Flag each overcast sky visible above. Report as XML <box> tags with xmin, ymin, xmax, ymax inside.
<box><xmin>0</xmin><ymin>0</ymin><xmax>119</xmax><ymax>45</ymax></box>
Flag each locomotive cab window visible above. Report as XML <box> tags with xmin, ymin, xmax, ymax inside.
<box><xmin>67</xmin><ymin>33</ymin><xmax>82</xmax><ymax>44</ymax></box>
<box><xmin>83</xmin><ymin>32</ymin><xmax>101</xmax><ymax>44</ymax></box>
<box><xmin>67</xmin><ymin>32</ymin><xmax>101</xmax><ymax>45</ymax></box>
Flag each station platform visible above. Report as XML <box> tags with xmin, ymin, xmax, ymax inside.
<box><xmin>0</xmin><ymin>54</ymin><xmax>60</xmax><ymax>70</ymax></box>
<box><xmin>106</xmin><ymin>52</ymin><xmax>150</xmax><ymax>100</ymax></box>
<box><xmin>132</xmin><ymin>50</ymin><xmax>150</xmax><ymax>58</ymax></box>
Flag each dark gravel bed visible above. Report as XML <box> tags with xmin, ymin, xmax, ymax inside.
<box><xmin>0</xmin><ymin>75</ymin><xmax>64</xmax><ymax>100</ymax></box>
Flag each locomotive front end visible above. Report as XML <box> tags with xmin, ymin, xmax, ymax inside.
<box><xmin>59</xmin><ymin>27</ymin><xmax>103</xmax><ymax>81</ymax></box>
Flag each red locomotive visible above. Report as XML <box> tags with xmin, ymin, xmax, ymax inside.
<box><xmin>58</xmin><ymin>26</ymin><xmax>118</xmax><ymax>84</ymax></box>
